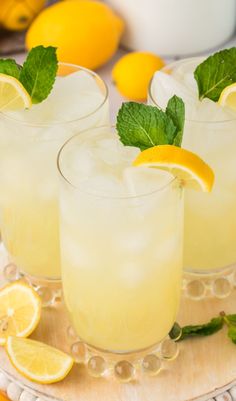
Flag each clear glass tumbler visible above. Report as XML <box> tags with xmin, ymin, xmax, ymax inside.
<box><xmin>0</xmin><ymin>63</ymin><xmax>109</xmax><ymax>304</ymax></box>
<box><xmin>58</xmin><ymin>126</ymin><xmax>184</xmax><ymax>380</ymax></box>
<box><xmin>149</xmin><ymin>58</ymin><xmax>236</xmax><ymax>299</ymax></box>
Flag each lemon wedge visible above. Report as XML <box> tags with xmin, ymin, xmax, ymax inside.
<box><xmin>0</xmin><ymin>282</ymin><xmax>41</xmax><ymax>345</ymax></box>
<box><xmin>218</xmin><ymin>83</ymin><xmax>236</xmax><ymax>111</ymax></box>
<box><xmin>6</xmin><ymin>336</ymin><xmax>74</xmax><ymax>384</ymax></box>
<box><xmin>133</xmin><ymin>145</ymin><xmax>214</xmax><ymax>192</ymax></box>
<box><xmin>0</xmin><ymin>74</ymin><xmax>31</xmax><ymax>111</ymax></box>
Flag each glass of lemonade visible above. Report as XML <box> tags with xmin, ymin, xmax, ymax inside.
<box><xmin>58</xmin><ymin>126</ymin><xmax>183</xmax><ymax>380</ymax></box>
<box><xmin>0</xmin><ymin>63</ymin><xmax>109</xmax><ymax>301</ymax></box>
<box><xmin>149</xmin><ymin>57</ymin><xmax>236</xmax><ymax>299</ymax></box>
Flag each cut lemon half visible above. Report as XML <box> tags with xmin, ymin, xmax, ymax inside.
<box><xmin>133</xmin><ymin>145</ymin><xmax>214</xmax><ymax>192</ymax></box>
<box><xmin>0</xmin><ymin>74</ymin><xmax>31</xmax><ymax>111</ymax></box>
<box><xmin>6</xmin><ymin>336</ymin><xmax>74</xmax><ymax>384</ymax></box>
<box><xmin>0</xmin><ymin>282</ymin><xmax>41</xmax><ymax>345</ymax></box>
<box><xmin>218</xmin><ymin>83</ymin><xmax>236</xmax><ymax>111</ymax></box>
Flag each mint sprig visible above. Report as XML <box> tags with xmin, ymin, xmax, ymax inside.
<box><xmin>166</xmin><ymin>95</ymin><xmax>185</xmax><ymax>146</ymax></box>
<box><xmin>116</xmin><ymin>95</ymin><xmax>185</xmax><ymax>150</ymax></box>
<box><xmin>0</xmin><ymin>45</ymin><xmax>58</xmax><ymax>104</ymax></box>
<box><xmin>0</xmin><ymin>59</ymin><xmax>21</xmax><ymax>79</ymax></box>
<box><xmin>170</xmin><ymin>311</ymin><xmax>236</xmax><ymax>345</ymax></box>
<box><xmin>194</xmin><ymin>47</ymin><xmax>236</xmax><ymax>101</ymax></box>
<box><xmin>20</xmin><ymin>46</ymin><xmax>58</xmax><ymax>104</ymax></box>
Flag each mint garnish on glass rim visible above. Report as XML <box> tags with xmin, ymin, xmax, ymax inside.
<box><xmin>0</xmin><ymin>45</ymin><xmax>58</xmax><ymax>104</ymax></box>
<box><xmin>194</xmin><ymin>47</ymin><xmax>236</xmax><ymax>102</ymax></box>
<box><xmin>116</xmin><ymin>95</ymin><xmax>185</xmax><ymax>150</ymax></box>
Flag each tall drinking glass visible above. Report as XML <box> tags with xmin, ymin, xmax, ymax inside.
<box><xmin>149</xmin><ymin>57</ymin><xmax>236</xmax><ymax>299</ymax></box>
<box><xmin>0</xmin><ymin>63</ymin><xmax>109</xmax><ymax>304</ymax></box>
<box><xmin>58</xmin><ymin>126</ymin><xmax>183</xmax><ymax>380</ymax></box>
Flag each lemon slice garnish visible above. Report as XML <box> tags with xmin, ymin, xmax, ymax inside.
<box><xmin>0</xmin><ymin>73</ymin><xmax>31</xmax><ymax>111</ymax></box>
<box><xmin>0</xmin><ymin>282</ymin><xmax>41</xmax><ymax>345</ymax></box>
<box><xmin>218</xmin><ymin>83</ymin><xmax>236</xmax><ymax>111</ymax></box>
<box><xmin>133</xmin><ymin>145</ymin><xmax>214</xmax><ymax>192</ymax></box>
<box><xmin>6</xmin><ymin>336</ymin><xmax>74</xmax><ymax>384</ymax></box>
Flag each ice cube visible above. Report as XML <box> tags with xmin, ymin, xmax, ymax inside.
<box><xmin>172</xmin><ymin>58</ymin><xmax>201</xmax><ymax>92</ymax></box>
<box><xmin>116</xmin><ymin>230</ymin><xmax>151</xmax><ymax>253</ymax></box>
<box><xmin>48</xmin><ymin>71</ymin><xmax>106</xmax><ymax>121</ymax></box>
<box><xmin>119</xmin><ymin>261</ymin><xmax>145</xmax><ymax>287</ymax></box>
<box><xmin>61</xmin><ymin>144</ymin><xmax>100</xmax><ymax>187</ymax></box>
<box><xmin>123</xmin><ymin>166</ymin><xmax>173</xmax><ymax>197</ymax></box>
<box><xmin>95</xmin><ymin>137</ymin><xmax>124</xmax><ymax>165</ymax></box>
<box><xmin>122</xmin><ymin>146</ymin><xmax>140</xmax><ymax>162</ymax></box>
<box><xmin>150</xmin><ymin>71</ymin><xmax>197</xmax><ymax>117</ymax></box>
<box><xmin>62</xmin><ymin>234</ymin><xmax>94</xmax><ymax>269</ymax></box>
<box><xmin>173</xmin><ymin>58</ymin><xmax>201</xmax><ymax>84</ymax></box>
<box><xmin>193</xmin><ymin>98</ymin><xmax>236</xmax><ymax>122</ymax></box>
<box><xmin>79</xmin><ymin>174</ymin><xmax>125</xmax><ymax>197</ymax></box>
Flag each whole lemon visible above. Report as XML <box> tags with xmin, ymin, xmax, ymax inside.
<box><xmin>26</xmin><ymin>0</ymin><xmax>124</xmax><ymax>70</ymax></box>
<box><xmin>112</xmin><ymin>52</ymin><xmax>165</xmax><ymax>101</ymax></box>
<box><xmin>0</xmin><ymin>0</ymin><xmax>46</xmax><ymax>31</ymax></box>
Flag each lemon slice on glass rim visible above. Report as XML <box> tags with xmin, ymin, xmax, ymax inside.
<box><xmin>0</xmin><ymin>282</ymin><xmax>41</xmax><ymax>345</ymax></box>
<box><xmin>0</xmin><ymin>73</ymin><xmax>31</xmax><ymax>111</ymax></box>
<box><xmin>133</xmin><ymin>145</ymin><xmax>214</xmax><ymax>192</ymax></box>
<box><xmin>6</xmin><ymin>336</ymin><xmax>74</xmax><ymax>384</ymax></box>
<box><xmin>218</xmin><ymin>83</ymin><xmax>236</xmax><ymax>112</ymax></box>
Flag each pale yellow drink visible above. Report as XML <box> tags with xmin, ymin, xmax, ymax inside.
<box><xmin>0</xmin><ymin>64</ymin><xmax>109</xmax><ymax>280</ymax></box>
<box><xmin>58</xmin><ymin>127</ymin><xmax>183</xmax><ymax>352</ymax></box>
<box><xmin>149</xmin><ymin>58</ymin><xmax>236</xmax><ymax>272</ymax></box>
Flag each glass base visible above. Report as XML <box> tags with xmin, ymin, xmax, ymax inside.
<box><xmin>67</xmin><ymin>325</ymin><xmax>181</xmax><ymax>382</ymax></box>
<box><xmin>183</xmin><ymin>265</ymin><xmax>236</xmax><ymax>300</ymax></box>
<box><xmin>3</xmin><ymin>263</ymin><xmax>62</xmax><ymax>307</ymax></box>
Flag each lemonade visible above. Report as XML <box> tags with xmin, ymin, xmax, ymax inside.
<box><xmin>149</xmin><ymin>56</ymin><xmax>236</xmax><ymax>272</ymax></box>
<box><xmin>58</xmin><ymin>126</ymin><xmax>183</xmax><ymax>351</ymax></box>
<box><xmin>0</xmin><ymin>63</ymin><xmax>109</xmax><ymax>280</ymax></box>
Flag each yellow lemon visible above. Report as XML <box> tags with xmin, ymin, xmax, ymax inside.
<box><xmin>26</xmin><ymin>0</ymin><xmax>124</xmax><ymax>70</ymax></box>
<box><xmin>133</xmin><ymin>145</ymin><xmax>214</xmax><ymax>192</ymax></box>
<box><xmin>218</xmin><ymin>83</ymin><xmax>236</xmax><ymax>112</ymax></box>
<box><xmin>0</xmin><ymin>282</ymin><xmax>41</xmax><ymax>345</ymax></box>
<box><xmin>7</xmin><ymin>336</ymin><xmax>74</xmax><ymax>384</ymax></box>
<box><xmin>0</xmin><ymin>393</ymin><xmax>10</xmax><ymax>401</ymax></box>
<box><xmin>0</xmin><ymin>0</ymin><xmax>46</xmax><ymax>31</ymax></box>
<box><xmin>112</xmin><ymin>52</ymin><xmax>165</xmax><ymax>101</ymax></box>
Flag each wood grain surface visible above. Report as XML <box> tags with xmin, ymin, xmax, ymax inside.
<box><xmin>0</xmin><ymin>246</ymin><xmax>236</xmax><ymax>401</ymax></box>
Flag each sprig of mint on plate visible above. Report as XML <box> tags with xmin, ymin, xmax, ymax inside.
<box><xmin>170</xmin><ymin>312</ymin><xmax>236</xmax><ymax>345</ymax></box>
<box><xmin>116</xmin><ymin>95</ymin><xmax>185</xmax><ymax>150</ymax></box>
<box><xmin>194</xmin><ymin>47</ymin><xmax>236</xmax><ymax>101</ymax></box>
<box><xmin>0</xmin><ymin>45</ymin><xmax>58</xmax><ymax>104</ymax></box>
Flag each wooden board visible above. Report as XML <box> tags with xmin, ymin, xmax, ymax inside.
<box><xmin>0</xmin><ymin>246</ymin><xmax>236</xmax><ymax>401</ymax></box>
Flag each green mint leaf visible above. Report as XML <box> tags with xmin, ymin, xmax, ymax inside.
<box><xmin>226</xmin><ymin>314</ymin><xmax>236</xmax><ymax>326</ymax></box>
<box><xmin>228</xmin><ymin>326</ymin><xmax>236</xmax><ymax>344</ymax></box>
<box><xmin>166</xmin><ymin>95</ymin><xmax>185</xmax><ymax>147</ymax></box>
<box><xmin>169</xmin><ymin>322</ymin><xmax>182</xmax><ymax>340</ymax></box>
<box><xmin>194</xmin><ymin>47</ymin><xmax>236</xmax><ymax>101</ymax></box>
<box><xmin>0</xmin><ymin>59</ymin><xmax>21</xmax><ymax>79</ymax></box>
<box><xmin>19</xmin><ymin>46</ymin><xmax>58</xmax><ymax>104</ymax></box>
<box><xmin>179</xmin><ymin>317</ymin><xmax>223</xmax><ymax>341</ymax></box>
<box><xmin>222</xmin><ymin>313</ymin><xmax>236</xmax><ymax>344</ymax></box>
<box><xmin>116</xmin><ymin>101</ymin><xmax>177</xmax><ymax>150</ymax></box>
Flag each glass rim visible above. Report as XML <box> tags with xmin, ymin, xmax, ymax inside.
<box><xmin>57</xmin><ymin>125</ymin><xmax>178</xmax><ymax>200</ymax></box>
<box><xmin>148</xmin><ymin>56</ymin><xmax>236</xmax><ymax>125</ymax></box>
<box><xmin>0</xmin><ymin>62</ymin><xmax>109</xmax><ymax>127</ymax></box>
